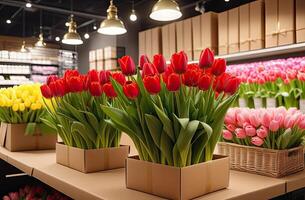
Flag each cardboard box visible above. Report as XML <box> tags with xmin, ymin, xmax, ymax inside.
<box><xmin>145</xmin><ymin>29</ymin><xmax>152</xmax><ymax>60</ymax></box>
<box><xmin>96</xmin><ymin>49</ymin><xmax>104</xmax><ymax>61</ymax></box>
<box><xmin>56</xmin><ymin>143</ymin><xmax>129</xmax><ymax>173</ymax></box>
<box><xmin>296</xmin><ymin>0</ymin><xmax>305</xmax><ymax>43</ymax></box>
<box><xmin>151</xmin><ymin>27</ymin><xmax>161</xmax><ymax>56</ymax></box>
<box><xmin>169</xmin><ymin>23</ymin><xmax>177</xmax><ymax>57</ymax></box>
<box><xmin>89</xmin><ymin>50</ymin><xmax>96</xmax><ymax>62</ymax></box>
<box><xmin>0</xmin><ymin>123</ymin><xmax>56</xmax><ymax>152</ymax></box>
<box><xmin>278</xmin><ymin>0</ymin><xmax>295</xmax><ymax>45</ymax></box>
<box><xmin>250</xmin><ymin>0</ymin><xmax>265</xmax><ymax>50</ymax></box>
<box><xmin>176</xmin><ymin>21</ymin><xmax>184</xmax><ymax>52</ymax></box>
<box><xmin>201</xmin><ymin>12</ymin><xmax>218</xmax><ymax>55</ymax></box>
<box><xmin>89</xmin><ymin>61</ymin><xmax>96</xmax><ymax>70</ymax></box>
<box><xmin>229</xmin><ymin>8</ymin><xmax>240</xmax><ymax>53</ymax></box>
<box><xmin>96</xmin><ymin>60</ymin><xmax>104</xmax><ymax>70</ymax></box>
<box><xmin>192</xmin><ymin>15</ymin><xmax>201</xmax><ymax>60</ymax></box>
<box><xmin>239</xmin><ymin>4</ymin><xmax>250</xmax><ymax>51</ymax></box>
<box><xmin>183</xmin><ymin>19</ymin><xmax>193</xmax><ymax>60</ymax></box>
<box><xmin>265</xmin><ymin>0</ymin><xmax>295</xmax><ymax>47</ymax></box>
<box><xmin>126</xmin><ymin>155</ymin><xmax>229</xmax><ymax>200</ymax></box>
<box><xmin>218</xmin><ymin>11</ymin><xmax>229</xmax><ymax>55</ymax></box>
<box><xmin>162</xmin><ymin>25</ymin><xmax>170</xmax><ymax>60</ymax></box>
<box><xmin>138</xmin><ymin>31</ymin><xmax>146</xmax><ymax>57</ymax></box>
<box><xmin>104</xmin><ymin>59</ymin><xmax>117</xmax><ymax>71</ymax></box>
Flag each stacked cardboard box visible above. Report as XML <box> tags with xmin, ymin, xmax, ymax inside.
<box><xmin>296</xmin><ymin>0</ymin><xmax>305</xmax><ymax>43</ymax></box>
<box><xmin>138</xmin><ymin>31</ymin><xmax>146</xmax><ymax>58</ymax></box>
<box><xmin>229</xmin><ymin>8</ymin><xmax>240</xmax><ymax>54</ymax></box>
<box><xmin>176</xmin><ymin>19</ymin><xmax>193</xmax><ymax>60</ymax></box>
<box><xmin>265</xmin><ymin>0</ymin><xmax>295</xmax><ymax>47</ymax></box>
<box><xmin>104</xmin><ymin>46</ymin><xmax>125</xmax><ymax>71</ymax></box>
<box><xmin>138</xmin><ymin>28</ymin><xmax>162</xmax><ymax>60</ymax></box>
<box><xmin>89</xmin><ymin>50</ymin><xmax>96</xmax><ymax>70</ymax></box>
<box><xmin>218</xmin><ymin>11</ymin><xmax>229</xmax><ymax>55</ymax></box>
<box><xmin>162</xmin><ymin>23</ymin><xmax>177</xmax><ymax>61</ymax></box>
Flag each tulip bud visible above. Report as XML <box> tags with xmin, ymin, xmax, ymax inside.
<box><xmin>99</xmin><ymin>70</ymin><xmax>111</xmax><ymax>84</ymax></box>
<box><xmin>142</xmin><ymin>63</ymin><xmax>158</xmax><ymax>77</ymax></box>
<box><xmin>47</xmin><ymin>75</ymin><xmax>59</xmax><ymax>85</ymax></box>
<box><xmin>68</xmin><ymin>76</ymin><xmax>83</xmax><ymax>92</ymax></box>
<box><xmin>103</xmin><ymin>83</ymin><xmax>117</xmax><ymax>98</ymax></box>
<box><xmin>256</xmin><ymin>126</ymin><xmax>269</xmax><ymax>138</ymax></box>
<box><xmin>166</xmin><ymin>73</ymin><xmax>180</xmax><ymax>92</ymax></box>
<box><xmin>211</xmin><ymin>58</ymin><xmax>226</xmax><ymax>76</ymax></box>
<box><xmin>40</xmin><ymin>84</ymin><xmax>53</xmax><ymax>99</ymax></box>
<box><xmin>89</xmin><ymin>82</ymin><xmax>103</xmax><ymax>96</ymax></box>
<box><xmin>199</xmin><ymin>48</ymin><xmax>214</xmax><ymax>69</ymax></box>
<box><xmin>139</xmin><ymin>55</ymin><xmax>150</xmax><ymax>70</ymax></box>
<box><xmin>87</xmin><ymin>70</ymin><xmax>99</xmax><ymax>83</ymax></box>
<box><xmin>123</xmin><ymin>81</ymin><xmax>139</xmax><ymax>100</ymax></box>
<box><xmin>118</xmin><ymin>56</ymin><xmax>136</xmax><ymax>76</ymax></box>
<box><xmin>224</xmin><ymin>77</ymin><xmax>241</xmax><ymax>95</ymax></box>
<box><xmin>171</xmin><ymin>51</ymin><xmax>188</xmax><ymax>74</ymax></box>
<box><xmin>183</xmin><ymin>69</ymin><xmax>200</xmax><ymax>87</ymax></box>
<box><xmin>223</xmin><ymin>130</ymin><xmax>233</xmax><ymax>140</ymax></box>
<box><xmin>198</xmin><ymin>74</ymin><xmax>211</xmax><ymax>91</ymax></box>
<box><xmin>112</xmin><ymin>72</ymin><xmax>126</xmax><ymax>85</ymax></box>
<box><xmin>251</xmin><ymin>136</ymin><xmax>264</xmax><ymax>146</ymax></box>
<box><xmin>235</xmin><ymin>128</ymin><xmax>246</xmax><ymax>139</ymax></box>
<box><xmin>153</xmin><ymin>54</ymin><xmax>167</xmax><ymax>73</ymax></box>
<box><xmin>143</xmin><ymin>75</ymin><xmax>161</xmax><ymax>95</ymax></box>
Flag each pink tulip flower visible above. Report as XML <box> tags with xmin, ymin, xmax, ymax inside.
<box><xmin>235</xmin><ymin>128</ymin><xmax>246</xmax><ymax>139</ymax></box>
<box><xmin>256</xmin><ymin>126</ymin><xmax>269</xmax><ymax>138</ymax></box>
<box><xmin>244</xmin><ymin>125</ymin><xmax>256</xmax><ymax>137</ymax></box>
<box><xmin>223</xmin><ymin>130</ymin><xmax>233</xmax><ymax>140</ymax></box>
<box><xmin>251</xmin><ymin>136</ymin><xmax>264</xmax><ymax>147</ymax></box>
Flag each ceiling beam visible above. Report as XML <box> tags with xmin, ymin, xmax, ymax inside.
<box><xmin>0</xmin><ymin>0</ymin><xmax>106</xmax><ymax>20</ymax></box>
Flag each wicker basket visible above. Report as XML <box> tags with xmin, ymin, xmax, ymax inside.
<box><xmin>217</xmin><ymin>142</ymin><xmax>304</xmax><ymax>178</ymax></box>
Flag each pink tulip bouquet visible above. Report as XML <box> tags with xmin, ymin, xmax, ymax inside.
<box><xmin>223</xmin><ymin>107</ymin><xmax>305</xmax><ymax>149</ymax></box>
<box><xmin>227</xmin><ymin>56</ymin><xmax>305</xmax><ymax>108</ymax></box>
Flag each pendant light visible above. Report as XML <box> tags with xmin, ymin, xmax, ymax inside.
<box><xmin>150</xmin><ymin>0</ymin><xmax>182</xmax><ymax>21</ymax></box>
<box><xmin>35</xmin><ymin>10</ymin><xmax>46</xmax><ymax>47</ymax></box>
<box><xmin>20</xmin><ymin>10</ymin><xmax>29</xmax><ymax>53</ymax></box>
<box><xmin>62</xmin><ymin>0</ymin><xmax>83</xmax><ymax>45</ymax></box>
<box><xmin>98</xmin><ymin>0</ymin><xmax>127</xmax><ymax>35</ymax></box>
<box><xmin>129</xmin><ymin>1</ymin><xmax>137</xmax><ymax>22</ymax></box>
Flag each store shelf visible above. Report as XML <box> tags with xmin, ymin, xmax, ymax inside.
<box><xmin>0</xmin><ymin>146</ymin><xmax>292</xmax><ymax>200</ymax></box>
<box><xmin>0</xmin><ymin>80</ymin><xmax>33</xmax><ymax>86</ymax></box>
<box><xmin>0</xmin><ymin>60</ymin><xmax>59</xmax><ymax>66</ymax></box>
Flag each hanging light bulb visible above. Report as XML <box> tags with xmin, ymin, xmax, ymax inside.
<box><xmin>35</xmin><ymin>33</ymin><xmax>46</xmax><ymax>47</ymax></box>
<box><xmin>6</xmin><ymin>19</ymin><xmax>12</xmax><ymax>24</ymax></box>
<box><xmin>129</xmin><ymin>9</ymin><xmax>137</xmax><ymax>21</ymax></box>
<box><xmin>84</xmin><ymin>33</ymin><xmax>90</xmax><ymax>39</ymax></box>
<box><xmin>26</xmin><ymin>2</ymin><xmax>32</xmax><ymax>8</ymax></box>
<box><xmin>55</xmin><ymin>36</ymin><xmax>60</xmax><ymax>41</ymax></box>
<box><xmin>150</xmin><ymin>0</ymin><xmax>182</xmax><ymax>21</ymax></box>
<box><xmin>98</xmin><ymin>0</ymin><xmax>127</xmax><ymax>35</ymax></box>
<box><xmin>93</xmin><ymin>24</ymin><xmax>97</xmax><ymax>30</ymax></box>
<box><xmin>20</xmin><ymin>41</ymin><xmax>30</xmax><ymax>53</ymax></box>
<box><xmin>225</xmin><ymin>0</ymin><xmax>230</xmax><ymax>2</ymax></box>
<box><xmin>62</xmin><ymin>15</ymin><xmax>83</xmax><ymax>45</ymax></box>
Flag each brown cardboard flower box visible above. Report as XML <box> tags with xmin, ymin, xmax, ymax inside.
<box><xmin>0</xmin><ymin>122</ymin><xmax>57</xmax><ymax>152</ymax></box>
<box><xmin>126</xmin><ymin>155</ymin><xmax>229</xmax><ymax>200</ymax></box>
<box><xmin>296</xmin><ymin>0</ymin><xmax>305</xmax><ymax>43</ymax></box>
<box><xmin>56</xmin><ymin>143</ymin><xmax>129</xmax><ymax>173</ymax></box>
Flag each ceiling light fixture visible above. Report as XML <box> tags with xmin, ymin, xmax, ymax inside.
<box><xmin>98</xmin><ymin>0</ymin><xmax>127</xmax><ymax>35</ymax></box>
<box><xmin>195</xmin><ymin>2</ymin><xmax>205</xmax><ymax>14</ymax></box>
<box><xmin>25</xmin><ymin>2</ymin><xmax>32</xmax><ymax>8</ymax></box>
<box><xmin>150</xmin><ymin>0</ymin><xmax>182</xmax><ymax>21</ymax></box>
<box><xmin>93</xmin><ymin>24</ymin><xmax>97</xmax><ymax>30</ymax></box>
<box><xmin>62</xmin><ymin>15</ymin><xmax>83</xmax><ymax>45</ymax></box>
<box><xmin>20</xmin><ymin>41</ymin><xmax>29</xmax><ymax>53</ymax></box>
<box><xmin>225</xmin><ymin>0</ymin><xmax>230</xmax><ymax>2</ymax></box>
<box><xmin>35</xmin><ymin>11</ymin><xmax>46</xmax><ymax>47</ymax></box>
<box><xmin>129</xmin><ymin>1</ymin><xmax>137</xmax><ymax>22</ymax></box>
<box><xmin>6</xmin><ymin>19</ymin><xmax>12</xmax><ymax>24</ymax></box>
<box><xmin>84</xmin><ymin>33</ymin><xmax>90</xmax><ymax>39</ymax></box>
<box><xmin>55</xmin><ymin>36</ymin><xmax>60</xmax><ymax>41</ymax></box>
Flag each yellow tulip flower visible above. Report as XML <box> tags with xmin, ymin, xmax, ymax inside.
<box><xmin>12</xmin><ymin>103</ymin><xmax>19</xmax><ymax>112</ymax></box>
<box><xmin>19</xmin><ymin>103</ymin><xmax>25</xmax><ymax>112</ymax></box>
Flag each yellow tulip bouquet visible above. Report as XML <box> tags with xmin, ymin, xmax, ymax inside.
<box><xmin>0</xmin><ymin>84</ymin><xmax>53</xmax><ymax>135</ymax></box>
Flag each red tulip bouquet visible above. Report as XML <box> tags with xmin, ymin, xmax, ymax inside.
<box><xmin>40</xmin><ymin>70</ymin><xmax>122</xmax><ymax>149</ymax></box>
<box><xmin>102</xmin><ymin>48</ymin><xmax>240</xmax><ymax>167</ymax></box>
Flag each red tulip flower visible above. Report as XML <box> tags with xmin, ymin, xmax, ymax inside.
<box><xmin>166</xmin><ymin>73</ymin><xmax>180</xmax><ymax>91</ymax></box>
<box><xmin>89</xmin><ymin>82</ymin><xmax>103</xmax><ymax>96</ymax></box>
<box><xmin>64</xmin><ymin>69</ymin><xmax>79</xmax><ymax>82</ymax></box>
<box><xmin>50</xmin><ymin>79</ymin><xmax>66</xmax><ymax>97</ymax></box>
<box><xmin>143</xmin><ymin>75</ymin><xmax>161</xmax><ymax>94</ymax></box>
<box><xmin>183</xmin><ymin>69</ymin><xmax>200</xmax><ymax>87</ymax></box>
<box><xmin>224</xmin><ymin>77</ymin><xmax>241</xmax><ymax>95</ymax></box>
<box><xmin>153</xmin><ymin>54</ymin><xmax>167</xmax><ymax>73</ymax></box>
<box><xmin>99</xmin><ymin>70</ymin><xmax>111</xmax><ymax>84</ymax></box>
<box><xmin>142</xmin><ymin>63</ymin><xmax>158</xmax><ymax>77</ymax></box>
<box><xmin>162</xmin><ymin>64</ymin><xmax>174</xmax><ymax>83</ymax></box>
<box><xmin>46</xmin><ymin>75</ymin><xmax>58</xmax><ymax>85</ymax></box>
<box><xmin>198</xmin><ymin>74</ymin><xmax>211</xmax><ymax>91</ymax></box>
<box><xmin>112</xmin><ymin>72</ymin><xmax>126</xmax><ymax>85</ymax></box>
<box><xmin>123</xmin><ymin>81</ymin><xmax>139</xmax><ymax>100</ymax></box>
<box><xmin>68</xmin><ymin>76</ymin><xmax>83</xmax><ymax>92</ymax></box>
<box><xmin>171</xmin><ymin>51</ymin><xmax>188</xmax><ymax>74</ymax></box>
<box><xmin>139</xmin><ymin>55</ymin><xmax>150</xmax><ymax>69</ymax></box>
<box><xmin>40</xmin><ymin>84</ymin><xmax>53</xmax><ymax>98</ymax></box>
<box><xmin>87</xmin><ymin>70</ymin><xmax>99</xmax><ymax>83</ymax></box>
<box><xmin>103</xmin><ymin>83</ymin><xmax>117</xmax><ymax>98</ymax></box>
<box><xmin>211</xmin><ymin>58</ymin><xmax>226</xmax><ymax>76</ymax></box>
<box><xmin>199</xmin><ymin>48</ymin><xmax>214</xmax><ymax>69</ymax></box>
<box><xmin>118</xmin><ymin>56</ymin><xmax>136</xmax><ymax>76</ymax></box>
